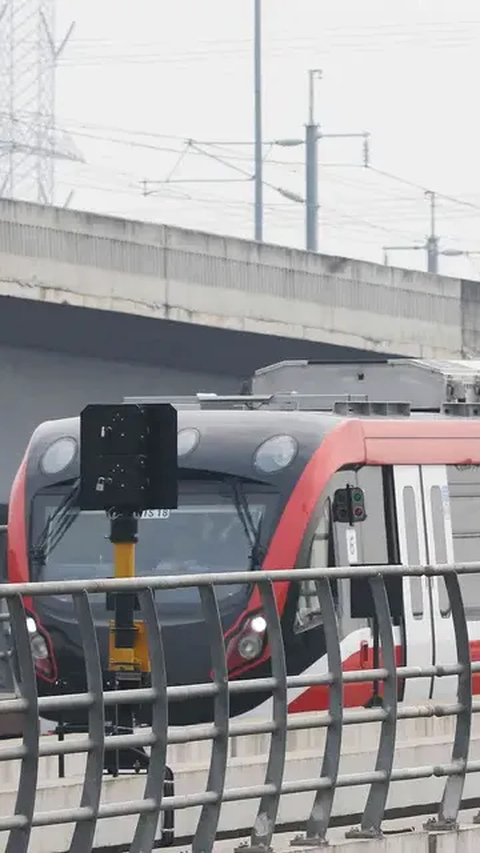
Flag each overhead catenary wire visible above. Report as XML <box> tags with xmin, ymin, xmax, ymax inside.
<box><xmin>43</xmin><ymin>115</ymin><xmax>480</xmax><ymax>217</ymax></box>
<box><xmin>55</xmin><ymin>20</ymin><xmax>480</xmax><ymax>67</ymax></box>
<box><xmin>55</xmin><ymin>174</ymin><xmax>437</xmax><ymax>245</ymax></box>
<box><xmin>48</xmin><ymin>119</ymin><xmax>480</xmax><ymax>270</ymax></box>
<box><xmin>25</xmin><ymin>1</ymin><xmax>479</xmax><ymax>274</ymax></box>
<box><xmin>0</xmin><ymin>0</ymin><xmax>476</xmax><ymax>280</ymax></box>
<box><xmin>21</xmin><ymin>115</ymin><xmax>480</xmax><ymax>216</ymax></box>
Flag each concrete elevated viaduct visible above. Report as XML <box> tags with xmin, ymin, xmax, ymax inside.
<box><xmin>0</xmin><ymin>197</ymin><xmax>478</xmax><ymax>497</ymax></box>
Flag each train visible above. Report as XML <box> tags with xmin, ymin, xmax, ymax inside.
<box><xmin>6</xmin><ymin>356</ymin><xmax>480</xmax><ymax>727</ymax></box>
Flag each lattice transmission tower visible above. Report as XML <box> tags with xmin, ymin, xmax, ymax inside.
<box><xmin>0</xmin><ymin>0</ymin><xmax>81</xmax><ymax>205</ymax></box>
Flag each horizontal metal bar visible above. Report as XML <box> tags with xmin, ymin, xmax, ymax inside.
<box><xmin>3</xmin><ymin>755</ymin><xmax>480</xmax><ymax>834</ymax></box>
<box><xmin>3</xmin><ymin>659</ymin><xmax>470</xmax><ymax>720</ymax></box>
<box><xmin>165</xmin><ymin>660</ymin><xmax>479</xmax><ymax>702</ymax></box>
<box><xmin>0</xmin><ymin>561</ymin><xmax>480</xmax><ymax>599</ymax></box>
<box><xmin>0</xmin><ymin>801</ymin><xmax>157</xmax><ymax>832</ymax></box>
<box><xmin>0</xmin><ymin>700</ymin><xmax>468</xmax><ymax>765</ymax></box>
<box><xmin>34</xmin><ymin>689</ymin><xmax>155</xmax><ymax>715</ymax></box>
<box><xmin>169</xmin><ymin>699</ymin><xmax>468</xmax><ymax>745</ymax></box>
<box><xmin>0</xmin><ymin>730</ymin><xmax>157</xmax><ymax>763</ymax></box>
<box><xmin>177</xmin><ymin>658</ymin><xmax>469</xmax><ymax>689</ymax></box>
<box><xmin>0</xmin><ymin>659</ymin><xmax>473</xmax><ymax>723</ymax></box>
<box><xmin>11</xmin><ymin>687</ymin><xmax>163</xmax><ymax>719</ymax></box>
<box><xmin>102</xmin><ymin>756</ymin><xmax>480</xmax><ymax>807</ymax></box>
<box><xmin>0</xmin><ymin>697</ymin><xmax>28</xmax><ymax>714</ymax></box>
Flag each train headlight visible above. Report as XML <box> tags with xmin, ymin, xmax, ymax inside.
<box><xmin>40</xmin><ymin>437</ymin><xmax>78</xmax><ymax>476</ymax></box>
<box><xmin>26</xmin><ymin>617</ymin><xmax>37</xmax><ymax>635</ymax></box>
<box><xmin>226</xmin><ymin>611</ymin><xmax>268</xmax><ymax>671</ymax></box>
<box><xmin>250</xmin><ymin>615</ymin><xmax>267</xmax><ymax>634</ymax></box>
<box><xmin>24</xmin><ymin>614</ymin><xmax>57</xmax><ymax>681</ymax></box>
<box><xmin>177</xmin><ymin>427</ymin><xmax>200</xmax><ymax>458</ymax></box>
<box><xmin>30</xmin><ymin>633</ymin><xmax>49</xmax><ymax>661</ymax></box>
<box><xmin>237</xmin><ymin>632</ymin><xmax>263</xmax><ymax>661</ymax></box>
<box><xmin>253</xmin><ymin>434</ymin><xmax>298</xmax><ymax>474</ymax></box>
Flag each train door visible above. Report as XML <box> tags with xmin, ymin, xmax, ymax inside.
<box><xmin>393</xmin><ymin>466</ymin><xmax>433</xmax><ymax>702</ymax></box>
<box><xmin>420</xmin><ymin>465</ymin><xmax>457</xmax><ymax>702</ymax></box>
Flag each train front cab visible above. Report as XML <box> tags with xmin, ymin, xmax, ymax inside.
<box><xmin>280</xmin><ymin>417</ymin><xmax>480</xmax><ymax>715</ymax></box>
<box><xmin>7</xmin><ymin>408</ymin><xmax>480</xmax><ymax>719</ymax></box>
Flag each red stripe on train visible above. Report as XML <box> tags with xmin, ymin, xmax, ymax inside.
<box><xmin>288</xmin><ymin>641</ymin><xmax>480</xmax><ymax>713</ymax></box>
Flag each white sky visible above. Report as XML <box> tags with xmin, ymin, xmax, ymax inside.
<box><xmin>38</xmin><ymin>1</ymin><xmax>480</xmax><ymax>278</ymax></box>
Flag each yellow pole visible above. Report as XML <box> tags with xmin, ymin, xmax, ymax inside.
<box><xmin>114</xmin><ymin>541</ymin><xmax>135</xmax><ymax>579</ymax></box>
<box><xmin>109</xmin><ymin>524</ymin><xmax>150</xmax><ymax>674</ymax></box>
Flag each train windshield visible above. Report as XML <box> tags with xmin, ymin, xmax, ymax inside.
<box><xmin>30</xmin><ymin>478</ymin><xmax>279</xmax><ymax>609</ymax></box>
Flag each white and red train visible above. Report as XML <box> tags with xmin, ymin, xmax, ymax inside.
<box><xmin>6</xmin><ymin>357</ymin><xmax>480</xmax><ymax>726</ymax></box>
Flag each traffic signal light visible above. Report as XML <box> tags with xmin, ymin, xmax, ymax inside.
<box><xmin>332</xmin><ymin>485</ymin><xmax>367</xmax><ymax>524</ymax></box>
<box><xmin>79</xmin><ymin>403</ymin><xmax>178</xmax><ymax>512</ymax></box>
<box><xmin>350</xmin><ymin>486</ymin><xmax>367</xmax><ymax>522</ymax></box>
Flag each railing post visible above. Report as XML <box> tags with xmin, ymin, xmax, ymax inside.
<box><xmin>346</xmin><ymin>574</ymin><xmax>398</xmax><ymax>840</ymax></box>
<box><xmin>57</xmin><ymin>716</ymin><xmax>65</xmax><ymax>779</ymax></box>
<box><xmin>292</xmin><ymin>577</ymin><xmax>343</xmax><ymax>847</ymax></box>
<box><xmin>236</xmin><ymin>579</ymin><xmax>288</xmax><ymax>853</ymax></box>
<box><xmin>68</xmin><ymin>591</ymin><xmax>105</xmax><ymax>853</ymax></box>
<box><xmin>424</xmin><ymin>571</ymin><xmax>472</xmax><ymax>832</ymax></box>
<box><xmin>130</xmin><ymin>588</ymin><xmax>170</xmax><ymax>853</ymax></box>
<box><xmin>5</xmin><ymin>596</ymin><xmax>39</xmax><ymax>853</ymax></box>
<box><xmin>193</xmin><ymin>585</ymin><xmax>229</xmax><ymax>853</ymax></box>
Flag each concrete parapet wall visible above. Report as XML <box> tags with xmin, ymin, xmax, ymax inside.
<box><xmin>0</xmin><ymin>714</ymin><xmax>479</xmax><ymax>851</ymax></box>
<box><xmin>0</xmin><ymin>199</ymin><xmax>468</xmax><ymax>359</ymax></box>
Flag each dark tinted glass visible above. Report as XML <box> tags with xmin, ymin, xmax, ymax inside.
<box><xmin>447</xmin><ymin>464</ymin><xmax>480</xmax><ymax>619</ymax></box>
<box><xmin>31</xmin><ymin>479</ymin><xmax>279</xmax><ymax>607</ymax></box>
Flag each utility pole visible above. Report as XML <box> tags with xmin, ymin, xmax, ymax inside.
<box><xmin>275</xmin><ymin>71</ymin><xmax>370</xmax><ymax>254</ymax></box>
<box><xmin>425</xmin><ymin>190</ymin><xmax>439</xmax><ymax>273</ymax></box>
<box><xmin>382</xmin><ymin>190</ymin><xmax>480</xmax><ymax>274</ymax></box>
<box><xmin>305</xmin><ymin>69</ymin><xmax>322</xmax><ymax>252</ymax></box>
<box><xmin>254</xmin><ymin>0</ymin><xmax>263</xmax><ymax>242</ymax></box>
<box><xmin>143</xmin><ymin>63</ymin><xmax>368</xmax><ymax>250</ymax></box>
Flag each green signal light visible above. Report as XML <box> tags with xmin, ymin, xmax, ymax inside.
<box><xmin>353</xmin><ymin>490</ymin><xmax>362</xmax><ymax>501</ymax></box>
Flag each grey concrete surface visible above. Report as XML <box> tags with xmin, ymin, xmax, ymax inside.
<box><xmin>0</xmin><ymin>197</ymin><xmax>472</xmax><ymax>359</ymax></box>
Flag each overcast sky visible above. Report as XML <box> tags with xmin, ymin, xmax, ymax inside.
<box><xmin>39</xmin><ymin>1</ymin><xmax>480</xmax><ymax>278</ymax></box>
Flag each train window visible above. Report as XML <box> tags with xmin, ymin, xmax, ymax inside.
<box><xmin>346</xmin><ymin>466</ymin><xmax>402</xmax><ymax>623</ymax></box>
<box><xmin>447</xmin><ymin>464</ymin><xmax>480</xmax><ymax>619</ymax></box>
<box><xmin>403</xmin><ymin>486</ymin><xmax>423</xmax><ymax>619</ymax></box>
<box><xmin>30</xmin><ymin>479</ymin><xmax>280</xmax><ymax>610</ymax></box>
<box><xmin>356</xmin><ymin>467</ymin><xmax>388</xmax><ymax>564</ymax></box>
<box><xmin>430</xmin><ymin>486</ymin><xmax>450</xmax><ymax>617</ymax></box>
<box><xmin>295</xmin><ymin>500</ymin><xmax>331</xmax><ymax>634</ymax></box>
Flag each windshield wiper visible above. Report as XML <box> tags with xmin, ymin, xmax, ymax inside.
<box><xmin>225</xmin><ymin>477</ymin><xmax>265</xmax><ymax>570</ymax></box>
<box><xmin>31</xmin><ymin>480</ymin><xmax>81</xmax><ymax>566</ymax></box>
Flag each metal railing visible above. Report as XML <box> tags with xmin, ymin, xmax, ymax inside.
<box><xmin>1</xmin><ymin>562</ymin><xmax>480</xmax><ymax>851</ymax></box>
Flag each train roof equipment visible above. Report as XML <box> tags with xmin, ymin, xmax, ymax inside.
<box><xmin>124</xmin><ymin>358</ymin><xmax>480</xmax><ymax>419</ymax></box>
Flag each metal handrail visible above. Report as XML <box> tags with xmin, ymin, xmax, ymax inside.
<box><xmin>0</xmin><ymin>559</ymin><xmax>479</xmax><ymax>598</ymax></box>
<box><xmin>0</xmin><ymin>563</ymin><xmax>479</xmax><ymax>850</ymax></box>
